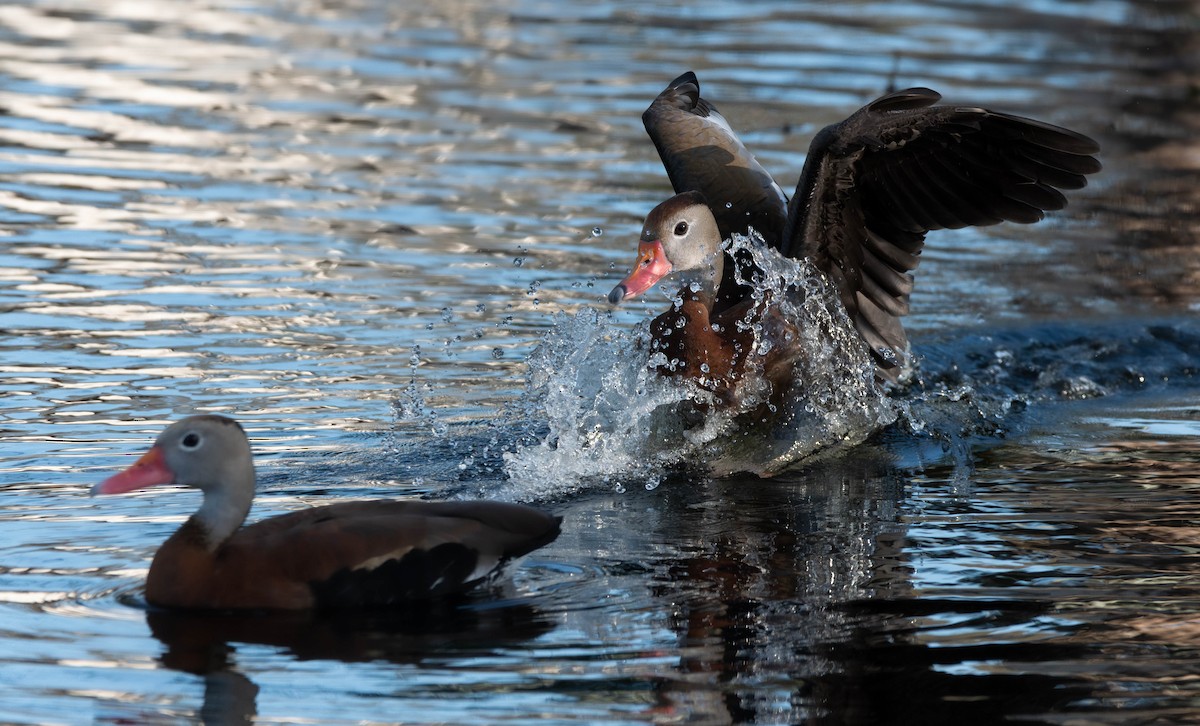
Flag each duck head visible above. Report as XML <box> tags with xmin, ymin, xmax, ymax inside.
<box><xmin>91</xmin><ymin>415</ymin><xmax>253</xmax><ymax>497</ymax></box>
<box><xmin>91</xmin><ymin>415</ymin><xmax>256</xmax><ymax>549</ymax></box>
<box><xmin>608</xmin><ymin>191</ymin><xmax>725</xmax><ymax>306</ymax></box>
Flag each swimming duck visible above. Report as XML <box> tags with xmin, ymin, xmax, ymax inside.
<box><xmin>91</xmin><ymin>415</ymin><xmax>561</xmax><ymax>610</ymax></box>
<box><xmin>609</xmin><ymin>72</ymin><xmax>1101</xmax><ymax>385</ymax></box>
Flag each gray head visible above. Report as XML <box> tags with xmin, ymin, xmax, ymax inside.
<box><xmin>93</xmin><ymin>415</ymin><xmax>253</xmax><ymax>494</ymax></box>
<box><xmin>607</xmin><ymin>191</ymin><xmax>724</xmax><ymax>304</ymax></box>
<box><xmin>92</xmin><ymin>414</ymin><xmax>256</xmax><ymax>547</ymax></box>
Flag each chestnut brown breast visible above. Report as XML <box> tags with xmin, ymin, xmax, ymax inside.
<box><xmin>648</xmin><ymin>294</ymin><xmax>798</xmax><ymax>411</ymax></box>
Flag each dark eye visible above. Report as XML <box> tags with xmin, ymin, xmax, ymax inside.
<box><xmin>673</xmin><ymin>221</ymin><xmax>688</xmax><ymax>236</ymax></box>
<box><xmin>181</xmin><ymin>432</ymin><xmax>202</xmax><ymax>450</ymax></box>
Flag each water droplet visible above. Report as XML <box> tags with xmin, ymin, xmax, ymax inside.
<box><xmin>725</xmin><ymin>201</ymin><xmax>733</xmax><ymax>209</ymax></box>
<box><xmin>513</xmin><ymin>256</ymin><xmax>525</xmax><ymax>267</ymax></box>
<box><xmin>614</xmin><ymin>482</ymin><xmax>626</xmax><ymax>494</ymax></box>
<box><xmin>491</xmin><ymin>348</ymin><xmax>504</xmax><ymax>359</ymax></box>
<box><xmin>441</xmin><ymin>307</ymin><xmax>454</xmax><ymax>323</ymax></box>
<box><xmin>475</xmin><ymin>303</ymin><xmax>487</xmax><ymax>313</ymax></box>
<box><xmin>700</xmin><ymin>363</ymin><xmax>710</xmax><ymax>373</ymax></box>
<box><xmin>592</xmin><ymin>227</ymin><xmax>603</xmax><ymax>237</ymax></box>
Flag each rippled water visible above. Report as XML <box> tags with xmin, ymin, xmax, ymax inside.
<box><xmin>3</xmin><ymin>0</ymin><xmax>1200</xmax><ymax>723</ymax></box>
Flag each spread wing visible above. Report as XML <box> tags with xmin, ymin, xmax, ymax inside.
<box><xmin>642</xmin><ymin>71</ymin><xmax>789</xmax><ymax>246</ymax></box>
<box><xmin>781</xmin><ymin>88</ymin><xmax>1102</xmax><ymax>379</ymax></box>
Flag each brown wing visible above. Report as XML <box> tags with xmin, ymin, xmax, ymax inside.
<box><xmin>781</xmin><ymin>88</ymin><xmax>1101</xmax><ymax>380</ymax></box>
<box><xmin>642</xmin><ymin>71</ymin><xmax>789</xmax><ymax>247</ymax></box>
<box><xmin>227</xmin><ymin>500</ymin><xmax>562</xmax><ymax>608</ymax></box>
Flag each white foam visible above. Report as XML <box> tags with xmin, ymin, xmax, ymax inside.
<box><xmin>501</xmin><ymin>232</ymin><xmax>899</xmax><ymax>493</ymax></box>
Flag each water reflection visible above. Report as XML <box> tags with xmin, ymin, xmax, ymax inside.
<box><xmin>541</xmin><ymin>454</ymin><xmax>914</xmax><ymax>723</ymax></box>
<box><xmin>146</xmin><ymin>600</ymin><xmax>556</xmax><ymax>723</ymax></box>
<box><xmin>1085</xmin><ymin>1</ymin><xmax>1200</xmax><ymax>310</ymax></box>
<box><xmin>736</xmin><ymin>441</ymin><xmax>1198</xmax><ymax>720</ymax></box>
<box><xmin>523</xmin><ymin>402</ymin><xmax>1200</xmax><ymax>723</ymax></box>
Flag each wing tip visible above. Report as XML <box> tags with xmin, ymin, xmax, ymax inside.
<box><xmin>986</xmin><ymin>111</ymin><xmax>1102</xmax><ymax>156</ymax></box>
<box><xmin>668</xmin><ymin>70</ymin><xmax>698</xmax><ymax>90</ymax></box>
<box><xmin>646</xmin><ymin>70</ymin><xmax>705</xmax><ymax>121</ymax></box>
<box><xmin>868</xmin><ymin>87</ymin><xmax>942</xmax><ymax>113</ymax></box>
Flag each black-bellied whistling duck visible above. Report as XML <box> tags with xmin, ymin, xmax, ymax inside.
<box><xmin>91</xmin><ymin>415</ymin><xmax>561</xmax><ymax>610</ymax></box>
<box><xmin>610</xmin><ymin>72</ymin><xmax>1101</xmax><ymax>386</ymax></box>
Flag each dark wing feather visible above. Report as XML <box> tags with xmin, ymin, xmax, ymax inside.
<box><xmin>781</xmin><ymin>88</ymin><xmax>1101</xmax><ymax>380</ymax></box>
<box><xmin>642</xmin><ymin>71</ymin><xmax>789</xmax><ymax>245</ymax></box>
<box><xmin>234</xmin><ymin>500</ymin><xmax>561</xmax><ymax>608</ymax></box>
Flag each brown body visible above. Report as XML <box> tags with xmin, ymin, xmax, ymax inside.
<box><xmin>146</xmin><ymin>500</ymin><xmax>560</xmax><ymax>610</ymax></box>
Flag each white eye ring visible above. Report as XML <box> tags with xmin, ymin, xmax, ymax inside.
<box><xmin>180</xmin><ymin>432</ymin><xmax>203</xmax><ymax>450</ymax></box>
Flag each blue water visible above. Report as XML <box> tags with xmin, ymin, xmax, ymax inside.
<box><xmin>2</xmin><ymin>0</ymin><xmax>1199</xmax><ymax>723</ymax></box>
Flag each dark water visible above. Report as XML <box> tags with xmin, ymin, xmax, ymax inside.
<box><xmin>2</xmin><ymin>0</ymin><xmax>1200</xmax><ymax>723</ymax></box>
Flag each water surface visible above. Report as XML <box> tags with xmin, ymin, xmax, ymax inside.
<box><xmin>2</xmin><ymin>0</ymin><xmax>1200</xmax><ymax>723</ymax></box>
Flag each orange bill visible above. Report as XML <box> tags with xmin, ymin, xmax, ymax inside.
<box><xmin>91</xmin><ymin>445</ymin><xmax>174</xmax><ymax>496</ymax></box>
<box><xmin>607</xmin><ymin>240</ymin><xmax>673</xmax><ymax>304</ymax></box>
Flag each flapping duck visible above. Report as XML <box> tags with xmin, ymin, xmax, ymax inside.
<box><xmin>609</xmin><ymin>72</ymin><xmax>1100</xmax><ymax>395</ymax></box>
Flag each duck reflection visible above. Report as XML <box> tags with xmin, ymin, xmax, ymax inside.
<box><xmin>147</xmin><ymin>598</ymin><xmax>556</xmax><ymax>724</ymax></box>
<box><xmin>605</xmin><ymin>447</ymin><xmax>906</xmax><ymax>723</ymax></box>
<box><xmin>627</xmin><ymin>444</ymin><xmax>1096</xmax><ymax>724</ymax></box>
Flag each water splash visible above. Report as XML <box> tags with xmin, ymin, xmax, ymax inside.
<box><xmin>390</xmin><ymin>244</ymin><xmax>1200</xmax><ymax>499</ymax></box>
<box><xmin>501</xmin><ymin>232</ymin><xmax>898</xmax><ymax>492</ymax></box>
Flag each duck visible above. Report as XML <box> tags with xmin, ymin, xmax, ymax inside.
<box><xmin>609</xmin><ymin>72</ymin><xmax>1101</xmax><ymax>387</ymax></box>
<box><xmin>91</xmin><ymin>414</ymin><xmax>562</xmax><ymax>610</ymax></box>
